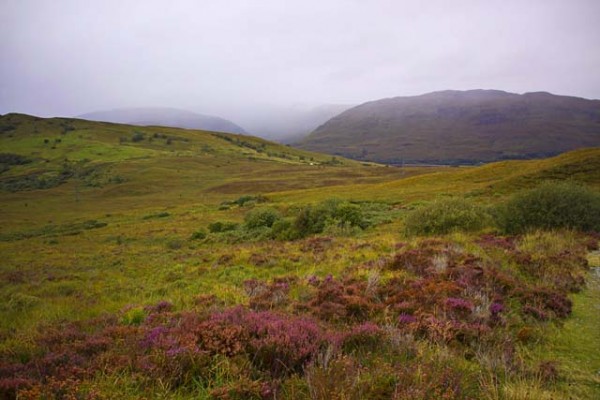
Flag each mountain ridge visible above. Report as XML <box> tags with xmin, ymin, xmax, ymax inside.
<box><xmin>299</xmin><ymin>89</ymin><xmax>600</xmax><ymax>164</ymax></box>
<box><xmin>77</xmin><ymin>107</ymin><xmax>247</xmax><ymax>134</ymax></box>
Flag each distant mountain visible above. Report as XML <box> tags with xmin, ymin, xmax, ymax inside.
<box><xmin>78</xmin><ymin>107</ymin><xmax>246</xmax><ymax>134</ymax></box>
<box><xmin>235</xmin><ymin>104</ymin><xmax>353</xmax><ymax>143</ymax></box>
<box><xmin>298</xmin><ymin>90</ymin><xmax>600</xmax><ymax>164</ymax></box>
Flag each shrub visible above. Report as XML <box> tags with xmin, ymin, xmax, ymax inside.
<box><xmin>208</xmin><ymin>221</ymin><xmax>239</xmax><ymax>233</ymax></box>
<box><xmin>246</xmin><ymin>313</ymin><xmax>324</xmax><ymax>377</ymax></box>
<box><xmin>332</xmin><ymin>201</ymin><xmax>366</xmax><ymax>228</ymax></box>
<box><xmin>404</xmin><ymin>198</ymin><xmax>490</xmax><ymax>236</ymax></box>
<box><xmin>0</xmin><ymin>153</ymin><xmax>31</xmax><ymax>165</ymax></box>
<box><xmin>294</xmin><ymin>204</ymin><xmax>328</xmax><ymax>237</ymax></box>
<box><xmin>131</xmin><ymin>131</ymin><xmax>145</xmax><ymax>142</ymax></box>
<box><xmin>142</xmin><ymin>211</ymin><xmax>170</xmax><ymax>220</ymax></box>
<box><xmin>270</xmin><ymin>218</ymin><xmax>298</xmax><ymax>240</ymax></box>
<box><xmin>495</xmin><ymin>182</ymin><xmax>600</xmax><ymax>234</ymax></box>
<box><xmin>341</xmin><ymin>322</ymin><xmax>384</xmax><ymax>353</ymax></box>
<box><xmin>234</xmin><ymin>194</ymin><xmax>267</xmax><ymax>206</ymax></box>
<box><xmin>304</xmin><ymin>276</ymin><xmax>380</xmax><ymax>322</ymax></box>
<box><xmin>294</xmin><ymin>199</ymin><xmax>367</xmax><ymax>238</ymax></box>
<box><xmin>205</xmin><ymin>307</ymin><xmax>325</xmax><ymax>377</ymax></box>
<box><xmin>244</xmin><ymin>208</ymin><xmax>281</xmax><ymax>230</ymax></box>
<box><xmin>190</xmin><ymin>229</ymin><xmax>207</xmax><ymax>240</ymax></box>
<box><xmin>220</xmin><ymin>195</ymin><xmax>268</xmax><ymax>208</ymax></box>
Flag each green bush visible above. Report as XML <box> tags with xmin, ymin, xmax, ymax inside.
<box><xmin>294</xmin><ymin>199</ymin><xmax>367</xmax><ymax>238</ymax></box>
<box><xmin>220</xmin><ymin>194</ymin><xmax>268</xmax><ymax>208</ymax></box>
<box><xmin>142</xmin><ymin>211</ymin><xmax>170</xmax><ymax>220</ymax></box>
<box><xmin>210</xmin><ymin>200</ymin><xmax>372</xmax><ymax>242</ymax></box>
<box><xmin>208</xmin><ymin>221</ymin><xmax>239</xmax><ymax>233</ymax></box>
<box><xmin>190</xmin><ymin>229</ymin><xmax>207</xmax><ymax>240</ymax></box>
<box><xmin>244</xmin><ymin>208</ymin><xmax>281</xmax><ymax>230</ymax></box>
<box><xmin>332</xmin><ymin>202</ymin><xmax>367</xmax><ymax>229</ymax></box>
<box><xmin>294</xmin><ymin>204</ymin><xmax>328</xmax><ymax>236</ymax></box>
<box><xmin>0</xmin><ymin>153</ymin><xmax>31</xmax><ymax>165</ymax></box>
<box><xmin>235</xmin><ymin>195</ymin><xmax>267</xmax><ymax>206</ymax></box>
<box><xmin>495</xmin><ymin>182</ymin><xmax>600</xmax><ymax>234</ymax></box>
<box><xmin>131</xmin><ymin>131</ymin><xmax>145</xmax><ymax>142</ymax></box>
<box><xmin>271</xmin><ymin>218</ymin><xmax>298</xmax><ymax>240</ymax></box>
<box><xmin>404</xmin><ymin>198</ymin><xmax>490</xmax><ymax>236</ymax></box>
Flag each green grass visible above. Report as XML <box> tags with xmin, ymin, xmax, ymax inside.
<box><xmin>531</xmin><ymin>253</ymin><xmax>600</xmax><ymax>399</ymax></box>
<box><xmin>1</xmin><ymin>114</ymin><xmax>600</xmax><ymax>398</ymax></box>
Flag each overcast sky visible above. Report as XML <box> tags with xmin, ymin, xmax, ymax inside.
<box><xmin>1</xmin><ymin>0</ymin><xmax>599</xmax><ymax>120</ymax></box>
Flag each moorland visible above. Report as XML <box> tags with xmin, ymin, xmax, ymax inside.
<box><xmin>0</xmin><ymin>113</ymin><xmax>599</xmax><ymax>399</ymax></box>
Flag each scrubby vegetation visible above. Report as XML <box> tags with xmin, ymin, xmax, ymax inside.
<box><xmin>1</xmin><ymin>115</ymin><xmax>599</xmax><ymax>399</ymax></box>
<box><xmin>1</xmin><ymin>232</ymin><xmax>596</xmax><ymax>399</ymax></box>
<box><xmin>200</xmin><ymin>199</ymin><xmax>388</xmax><ymax>243</ymax></box>
<box><xmin>495</xmin><ymin>181</ymin><xmax>600</xmax><ymax>234</ymax></box>
<box><xmin>402</xmin><ymin>181</ymin><xmax>600</xmax><ymax>237</ymax></box>
<box><xmin>294</xmin><ymin>199</ymin><xmax>367</xmax><ymax>237</ymax></box>
<box><xmin>244</xmin><ymin>208</ymin><xmax>281</xmax><ymax>230</ymax></box>
<box><xmin>404</xmin><ymin>197</ymin><xmax>490</xmax><ymax>236</ymax></box>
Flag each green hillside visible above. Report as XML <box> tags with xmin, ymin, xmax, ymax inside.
<box><xmin>0</xmin><ymin>113</ymin><xmax>416</xmax><ymax>229</ymax></box>
<box><xmin>272</xmin><ymin>147</ymin><xmax>600</xmax><ymax>204</ymax></box>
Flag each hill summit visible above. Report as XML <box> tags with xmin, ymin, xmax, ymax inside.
<box><xmin>298</xmin><ymin>90</ymin><xmax>600</xmax><ymax>164</ymax></box>
<box><xmin>78</xmin><ymin>107</ymin><xmax>246</xmax><ymax>134</ymax></box>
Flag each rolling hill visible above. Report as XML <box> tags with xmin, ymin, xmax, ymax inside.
<box><xmin>272</xmin><ymin>147</ymin><xmax>600</xmax><ymax>204</ymax></box>
<box><xmin>0</xmin><ymin>113</ymin><xmax>411</xmax><ymax>229</ymax></box>
<box><xmin>2</xmin><ymin>113</ymin><xmax>600</xmax><ymax>399</ymax></box>
<box><xmin>298</xmin><ymin>90</ymin><xmax>600</xmax><ymax>164</ymax></box>
<box><xmin>78</xmin><ymin>107</ymin><xmax>247</xmax><ymax>134</ymax></box>
<box><xmin>2</xmin><ymin>112</ymin><xmax>597</xmax><ymax>229</ymax></box>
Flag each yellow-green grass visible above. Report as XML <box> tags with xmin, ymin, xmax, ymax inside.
<box><xmin>1</xmin><ymin>116</ymin><xmax>598</xmax><ymax>335</ymax></box>
<box><xmin>1</xmin><ymin>114</ymin><xmax>420</xmax><ymax>231</ymax></box>
<box><xmin>270</xmin><ymin>147</ymin><xmax>600</xmax><ymax>205</ymax></box>
<box><xmin>2</xmin><ymin>114</ymin><xmax>600</xmax><ymax>398</ymax></box>
<box><xmin>525</xmin><ymin>252</ymin><xmax>600</xmax><ymax>399</ymax></box>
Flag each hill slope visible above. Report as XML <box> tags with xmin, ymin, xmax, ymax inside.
<box><xmin>272</xmin><ymin>147</ymin><xmax>600</xmax><ymax>204</ymax></box>
<box><xmin>0</xmin><ymin>113</ymin><xmax>411</xmax><ymax>228</ymax></box>
<box><xmin>78</xmin><ymin>107</ymin><xmax>247</xmax><ymax>134</ymax></box>
<box><xmin>299</xmin><ymin>90</ymin><xmax>600</xmax><ymax>164</ymax></box>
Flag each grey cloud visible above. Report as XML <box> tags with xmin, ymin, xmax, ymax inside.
<box><xmin>1</xmin><ymin>0</ymin><xmax>599</xmax><ymax>125</ymax></box>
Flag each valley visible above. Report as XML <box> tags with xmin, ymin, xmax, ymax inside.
<box><xmin>1</xmin><ymin>114</ymin><xmax>599</xmax><ymax>399</ymax></box>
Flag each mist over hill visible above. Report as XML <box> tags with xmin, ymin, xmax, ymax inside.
<box><xmin>231</xmin><ymin>103</ymin><xmax>353</xmax><ymax>143</ymax></box>
<box><xmin>78</xmin><ymin>107</ymin><xmax>247</xmax><ymax>134</ymax></box>
<box><xmin>299</xmin><ymin>90</ymin><xmax>600</xmax><ymax>164</ymax></box>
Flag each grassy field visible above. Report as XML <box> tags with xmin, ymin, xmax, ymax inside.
<box><xmin>1</xmin><ymin>114</ymin><xmax>599</xmax><ymax>399</ymax></box>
